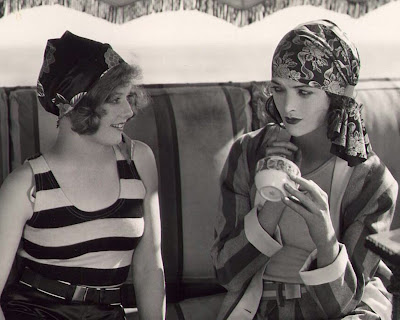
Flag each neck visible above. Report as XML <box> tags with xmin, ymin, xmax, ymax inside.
<box><xmin>291</xmin><ymin>125</ymin><xmax>333</xmax><ymax>174</ymax></box>
<box><xmin>47</xmin><ymin>123</ymin><xmax>113</xmax><ymax>165</ymax></box>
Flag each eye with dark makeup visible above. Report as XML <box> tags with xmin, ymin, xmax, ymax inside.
<box><xmin>298</xmin><ymin>89</ymin><xmax>313</xmax><ymax>97</ymax></box>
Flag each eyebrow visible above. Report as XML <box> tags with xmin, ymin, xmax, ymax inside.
<box><xmin>108</xmin><ymin>91</ymin><xmax>122</xmax><ymax>96</ymax></box>
<box><xmin>110</xmin><ymin>91</ymin><xmax>130</xmax><ymax>96</ymax></box>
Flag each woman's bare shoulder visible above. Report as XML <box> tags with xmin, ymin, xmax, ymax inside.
<box><xmin>132</xmin><ymin>140</ymin><xmax>155</xmax><ymax>163</ymax></box>
<box><xmin>1</xmin><ymin>162</ymin><xmax>34</xmax><ymax>192</ymax></box>
<box><xmin>131</xmin><ymin>140</ymin><xmax>157</xmax><ymax>188</ymax></box>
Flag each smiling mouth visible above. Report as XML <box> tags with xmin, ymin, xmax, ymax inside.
<box><xmin>111</xmin><ymin>123</ymin><xmax>125</xmax><ymax>130</ymax></box>
<box><xmin>285</xmin><ymin>117</ymin><xmax>302</xmax><ymax>125</ymax></box>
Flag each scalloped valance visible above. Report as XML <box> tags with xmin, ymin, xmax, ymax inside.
<box><xmin>0</xmin><ymin>0</ymin><xmax>395</xmax><ymax>26</ymax></box>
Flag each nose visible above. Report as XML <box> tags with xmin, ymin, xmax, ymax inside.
<box><xmin>121</xmin><ymin>99</ymin><xmax>134</xmax><ymax>119</ymax></box>
<box><xmin>281</xmin><ymin>91</ymin><xmax>297</xmax><ymax>116</ymax></box>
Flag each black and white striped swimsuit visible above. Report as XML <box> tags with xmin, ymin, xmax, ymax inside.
<box><xmin>19</xmin><ymin>146</ymin><xmax>145</xmax><ymax>287</ymax></box>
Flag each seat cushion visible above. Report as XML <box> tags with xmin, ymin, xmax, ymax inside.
<box><xmin>168</xmin><ymin>293</ymin><xmax>225</xmax><ymax>320</ymax></box>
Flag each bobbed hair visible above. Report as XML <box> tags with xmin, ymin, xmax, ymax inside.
<box><xmin>66</xmin><ymin>62</ymin><xmax>149</xmax><ymax>135</ymax></box>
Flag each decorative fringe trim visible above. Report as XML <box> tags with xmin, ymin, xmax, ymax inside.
<box><xmin>187</xmin><ymin>0</ymin><xmax>397</xmax><ymax>26</ymax></box>
<box><xmin>0</xmin><ymin>0</ymin><xmax>396</xmax><ymax>25</ymax></box>
<box><xmin>0</xmin><ymin>0</ymin><xmax>182</xmax><ymax>23</ymax></box>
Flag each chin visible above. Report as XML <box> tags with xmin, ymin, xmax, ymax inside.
<box><xmin>97</xmin><ymin>134</ymin><xmax>123</xmax><ymax>146</ymax></box>
<box><xmin>285</xmin><ymin>128</ymin><xmax>304</xmax><ymax>137</ymax></box>
<box><xmin>287</xmin><ymin>126</ymin><xmax>322</xmax><ymax>138</ymax></box>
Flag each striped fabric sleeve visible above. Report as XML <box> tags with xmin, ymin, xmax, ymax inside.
<box><xmin>211</xmin><ymin>131</ymin><xmax>280</xmax><ymax>292</ymax></box>
<box><xmin>299</xmin><ymin>243</ymin><xmax>349</xmax><ymax>285</ymax></box>
<box><xmin>297</xmin><ymin>154</ymin><xmax>398</xmax><ymax>318</ymax></box>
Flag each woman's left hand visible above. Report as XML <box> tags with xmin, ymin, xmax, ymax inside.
<box><xmin>282</xmin><ymin>175</ymin><xmax>337</xmax><ymax>251</ymax></box>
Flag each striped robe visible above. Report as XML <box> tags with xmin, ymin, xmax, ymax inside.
<box><xmin>19</xmin><ymin>146</ymin><xmax>145</xmax><ymax>287</ymax></box>
<box><xmin>211</xmin><ymin>124</ymin><xmax>398</xmax><ymax>320</ymax></box>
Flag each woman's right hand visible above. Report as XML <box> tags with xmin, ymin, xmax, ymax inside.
<box><xmin>265</xmin><ymin>141</ymin><xmax>302</xmax><ymax>165</ymax></box>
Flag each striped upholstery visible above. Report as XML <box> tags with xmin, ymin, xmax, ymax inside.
<box><xmin>356</xmin><ymin>79</ymin><xmax>400</xmax><ymax>229</ymax></box>
<box><xmin>8</xmin><ymin>89</ymin><xmax>57</xmax><ymax>171</ymax></box>
<box><xmin>20</xmin><ymin>151</ymin><xmax>145</xmax><ymax>286</ymax></box>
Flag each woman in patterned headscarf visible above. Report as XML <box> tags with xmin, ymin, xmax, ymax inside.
<box><xmin>212</xmin><ymin>20</ymin><xmax>397</xmax><ymax>320</ymax></box>
<box><xmin>0</xmin><ymin>31</ymin><xmax>165</xmax><ymax>320</ymax></box>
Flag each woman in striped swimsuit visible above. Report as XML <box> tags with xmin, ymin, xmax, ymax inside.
<box><xmin>0</xmin><ymin>32</ymin><xmax>165</xmax><ymax>319</ymax></box>
<box><xmin>212</xmin><ymin>20</ymin><xmax>397</xmax><ymax>319</ymax></box>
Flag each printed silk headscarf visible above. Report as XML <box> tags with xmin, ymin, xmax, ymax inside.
<box><xmin>37</xmin><ymin>31</ymin><xmax>125</xmax><ymax>119</ymax></box>
<box><xmin>271</xmin><ymin>19</ymin><xmax>371</xmax><ymax>167</ymax></box>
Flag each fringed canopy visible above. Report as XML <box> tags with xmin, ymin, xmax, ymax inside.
<box><xmin>0</xmin><ymin>0</ymin><xmax>396</xmax><ymax>26</ymax></box>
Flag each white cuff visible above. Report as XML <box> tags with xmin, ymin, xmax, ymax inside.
<box><xmin>299</xmin><ymin>243</ymin><xmax>348</xmax><ymax>286</ymax></box>
<box><xmin>244</xmin><ymin>207</ymin><xmax>282</xmax><ymax>257</ymax></box>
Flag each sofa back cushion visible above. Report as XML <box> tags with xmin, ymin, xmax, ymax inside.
<box><xmin>0</xmin><ymin>89</ymin><xmax>9</xmax><ymax>183</ymax></box>
<box><xmin>356</xmin><ymin>79</ymin><xmax>400</xmax><ymax>229</ymax></box>
<box><xmin>7</xmin><ymin>88</ymin><xmax>57</xmax><ymax>171</ymax></box>
<box><xmin>124</xmin><ymin>85</ymin><xmax>251</xmax><ymax>300</ymax></box>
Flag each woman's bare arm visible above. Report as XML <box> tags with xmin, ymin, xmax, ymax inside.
<box><xmin>0</xmin><ymin>163</ymin><xmax>34</xmax><ymax>318</ymax></box>
<box><xmin>131</xmin><ymin>141</ymin><xmax>165</xmax><ymax>320</ymax></box>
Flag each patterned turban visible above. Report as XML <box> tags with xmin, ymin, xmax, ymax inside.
<box><xmin>37</xmin><ymin>31</ymin><xmax>125</xmax><ymax>118</ymax></box>
<box><xmin>271</xmin><ymin>20</ymin><xmax>371</xmax><ymax>166</ymax></box>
